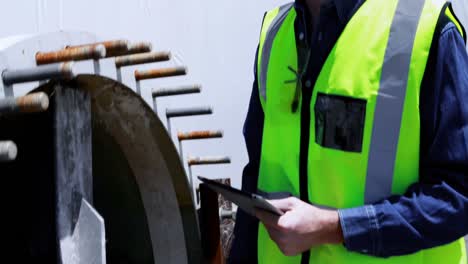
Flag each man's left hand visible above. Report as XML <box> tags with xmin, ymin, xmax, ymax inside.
<box><xmin>255</xmin><ymin>197</ymin><xmax>344</xmax><ymax>256</ymax></box>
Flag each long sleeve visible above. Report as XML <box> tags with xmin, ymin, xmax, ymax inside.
<box><xmin>228</xmin><ymin>47</ymin><xmax>264</xmax><ymax>263</ymax></box>
<box><xmin>338</xmin><ymin>23</ymin><xmax>468</xmax><ymax>257</ymax></box>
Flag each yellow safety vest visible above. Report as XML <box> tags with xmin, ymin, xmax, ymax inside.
<box><xmin>256</xmin><ymin>0</ymin><xmax>467</xmax><ymax>263</ymax></box>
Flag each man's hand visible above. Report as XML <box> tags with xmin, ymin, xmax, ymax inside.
<box><xmin>255</xmin><ymin>197</ymin><xmax>344</xmax><ymax>256</ymax></box>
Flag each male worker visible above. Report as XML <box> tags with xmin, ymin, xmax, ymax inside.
<box><xmin>229</xmin><ymin>0</ymin><xmax>468</xmax><ymax>263</ymax></box>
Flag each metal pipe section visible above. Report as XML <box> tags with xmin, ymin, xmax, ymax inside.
<box><xmin>152</xmin><ymin>84</ymin><xmax>201</xmax><ymax>98</ymax></box>
<box><xmin>188</xmin><ymin>156</ymin><xmax>231</xmax><ymax>166</ymax></box>
<box><xmin>115</xmin><ymin>52</ymin><xmax>171</xmax><ymax>68</ymax></box>
<box><xmin>178</xmin><ymin>130</ymin><xmax>223</xmax><ymax>141</ymax></box>
<box><xmin>36</xmin><ymin>45</ymin><xmax>106</xmax><ymax>65</ymax></box>
<box><xmin>2</xmin><ymin>62</ymin><xmax>75</xmax><ymax>85</ymax></box>
<box><xmin>0</xmin><ymin>92</ymin><xmax>49</xmax><ymax>114</ymax></box>
<box><xmin>128</xmin><ymin>42</ymin><xmax>152</xmax><ymax>54</ymax></box>
<box><xmin>219</xmin><ymin>208</ymin><xmax>237</xmax><ymax>221</ymax></box>
<box><xmin>66</xmin><ymin>40</ymin><xmax>129</xmax><ymax>57</ymax></box>
<box><xmin>135</xmin><ymin>67</ymin><xmax>187</xmax><ymax>81</ymax></box>
<box><xmin>166</xmin><ymin>106</ymin><xmax>212</xmax><ymax>118</ymax></box>
<box><xmin>0</xmin><ymin>141</ymin><xmax>18</xmax><ymax>162</ymax></box>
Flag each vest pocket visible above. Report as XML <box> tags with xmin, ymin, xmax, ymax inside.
<box><xmin>314</xmin><ymin>93</ymin><xmax>366</xmax><ymax>153</ymax></box>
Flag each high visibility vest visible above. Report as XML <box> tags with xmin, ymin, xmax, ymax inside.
<box><xmin>256</xmin><ymin>0</ymin><xmax>467</xmax><ymax>263</ymax></box>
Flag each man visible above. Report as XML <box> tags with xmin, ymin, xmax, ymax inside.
<box><xmin>229</xmin><ymin>0</ymin><xmax>468</xmax><ymax>263</ymax></box>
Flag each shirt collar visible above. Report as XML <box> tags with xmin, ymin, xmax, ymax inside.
<box><xmin>294</xmin><ymin>0</ymin><xmax>361</xmax><ymax>24</ymax></box>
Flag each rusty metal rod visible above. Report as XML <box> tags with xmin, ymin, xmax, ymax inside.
<box><xmin>2</xmin><ymin>62</ymin><xmax>75</xmax><ymax>85</ymax></box>
<box><xmin>0</xmin><ymin>141</ymin><xmax>18</xmax><ymax>162</ymax></box>
<box><xmin>128</xmin><ymin>42</ymin><xmax>152</xmax><ymax>53</ymax></box>
<box><xmin>135</xmin><ymin>67</ymin><xmax>187</xmax><ymax>81</ymax></box>
<box><xmin>0</xmin><ymin>92</ymin><xmax>49</xmax><ymax>114</ymax></box>
<box><xmin>66</xmin><ymin>39</ymin><xmax>129</xmax><ymax>58</ymax></box>
<box><xmin>188</xmin><ymin>156</ymin><xmax>231</xmax><ymax>166</ymax></box>
<box><xmin>177</xmin><ymin>130</ymin><xmax>223</xmax><ymax>162</ymax></box>
<box><xmin>152</xmin><ymin>84</ymin><xmax>201</xmax><ymax>115</ymax></box>
<box><xmin>115</xmin><ymin>52</ymin><xmax>171</xmax><ymax>68</ymax></box>
<box><xmin>178</xmin><ymin>130</ymin><xmax>223</xmax><ymax>141</ymax></box>
<box><xmin>152</xmin><ymin>84</ymin><xmax>201</xmax><ymax>98</ymax></box>
<box><xmin>112</xmin><ymin>42</ymin><xmax>153</xmax><ymax>58</ymax></box>
<box><xmin>166</xmin><ymin>106</ymin><xmax>212</xmax><ymax>119</ymax></box>
<box><xmin>36</xmin><ymin>45</ymin><xmax>106</xmax><ymax>65</ymax></box>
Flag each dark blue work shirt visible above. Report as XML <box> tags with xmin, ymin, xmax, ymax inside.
<box><xmin>230</xmin><ymin>0</ymin><xmax>468</xmax><ymax>261</ymax></box>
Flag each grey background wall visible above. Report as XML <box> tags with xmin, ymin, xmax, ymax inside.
<box><xmin>0</xmin><ymin>1</ymin><xmax>466</xmax><ymax>189</ymax></box>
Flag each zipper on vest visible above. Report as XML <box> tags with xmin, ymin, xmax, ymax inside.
<box><xmin>299</xmin><ymin>70</ymin><xmax>312</xmax><ymax>264</ymax></box>
<box><xmin>298</xmin><ymin>29</ymin><xmax>321</xmax><ymax>264</ymax></box>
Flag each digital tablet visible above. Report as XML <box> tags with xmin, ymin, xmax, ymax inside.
<box><xmin>198</xmin><ymin>176</ymin><xmax>284</xmax><ymax>216</ymax></box>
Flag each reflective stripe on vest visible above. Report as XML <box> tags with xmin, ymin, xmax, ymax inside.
<box><xmin>259</xmin><ymin>3</ymin><xmax>294</xmax><ymax>103</ymax></box>
<box><xmin>365</xmin><ymin>0</ymin><xmax>426</xmax><ymax>203</ymax></box>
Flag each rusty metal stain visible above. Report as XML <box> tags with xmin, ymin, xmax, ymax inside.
<box><xmin>178</xmin><ymin>130</ymin><xmax>223</xmax><ymax>141</ymax></box>
<box><xmin>152</xmin><ymin>84</ymin><xmax>201</xmax><ymax>98</ymax></box>
<box><xmin>115</xmin><ymin>52</ymin><xmax>171</xmax><ymax>68</ymax></box>
<box><xmin>36</xmin><ymin>45</ymin><xmax>106</xmax><ymax>65</ymax></box>
<box><xmin>128</xmin><ymin>42</ymin><xmax>152</xmax><ymax>53</ymax></box>
<box><xmin>67</xmin><ymin>40</ymin><xmax>129</xmax><ymax>58</ymax></box>
<box><xmin>135</xmin><ymin>67</ymin><xmax>187</xmax><ymax>81</ymax></box>
<box><xmin>15</xmin><ymin>92</ymin><xmax>49</xmax><ymax>113</ymax></box>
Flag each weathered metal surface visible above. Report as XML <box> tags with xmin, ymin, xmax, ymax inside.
<box><xmin>60</xmin><ymin>199</ymin><xmax>106</xmax><ymax>264</ymax></box>
<box><xmin>115</xmin><ymin>52</ymin><xmax>171</xmax><ymax>68</ymax></box>
<box><xmin>67</xmin><ymin>40</ymin><xmax>129</xmax><ymax>58</ymax></box>
<box><xmin>0</xmin><ymin>92</ymin><xmax>49</xmax><ymax>114</ymax></box>
<box><xmin>152</xmin><ymin>84</ymin><xmax>201</xmax><ymax>98</ymax></box>
<box><xmin>166</xmin><ymin>106</ymin><xmax>212</xmax><ymax>118</ymax></box>
<box><xmin>127</xmin><ymin>42</ymin><xmax>152</xmax><ymax>54</ymax></box>
<box><xmin>188</xmin><ymin>156</ymin><xmax>231</xmax><ymax>166</ymax></box>
<box><xmin>2</xmin><ymin>62</ymin><xmax>75</xmax><ymax>85</ymax></box>
<box><xmin>0</xmin><ymin>140</ymin><xmax>17</xmax><ymax>162</ymax></box>
<box><xmin>110</xmin><ymin>42</ymin><xmax>154</xmax><ymax>58</ymax></box>
<box><xmin>178</xmin><ymin>130</ymin><xmax>223</xmax><ymax>141</ymax></box>
<box><xmin>135</xmin><ymin>66</ymin><xmax>187</xmax><ymax>81</ymax></box>
<box><xmin>199</xmin><ymin>184</ymin><xmax>224</xmax><ymax>264</ymax></box>
<box><xmin>36</xmin><ymin>75</ymin><xmax>202</xmax><ymax>264</ymax></box>
<box><xmin>219</xmin><ymin>209</ymin><xmax>236</xmax><ymax>221</ymax></box>
<box><xmin>36</xmin><ymin>45</ymin><xmax>106</xmax><ymax>65</ymax></box>
<box><xmin>52</xmin><ymin>82</ymin><xmax>94</xmax><ymax>264</ymax></box>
